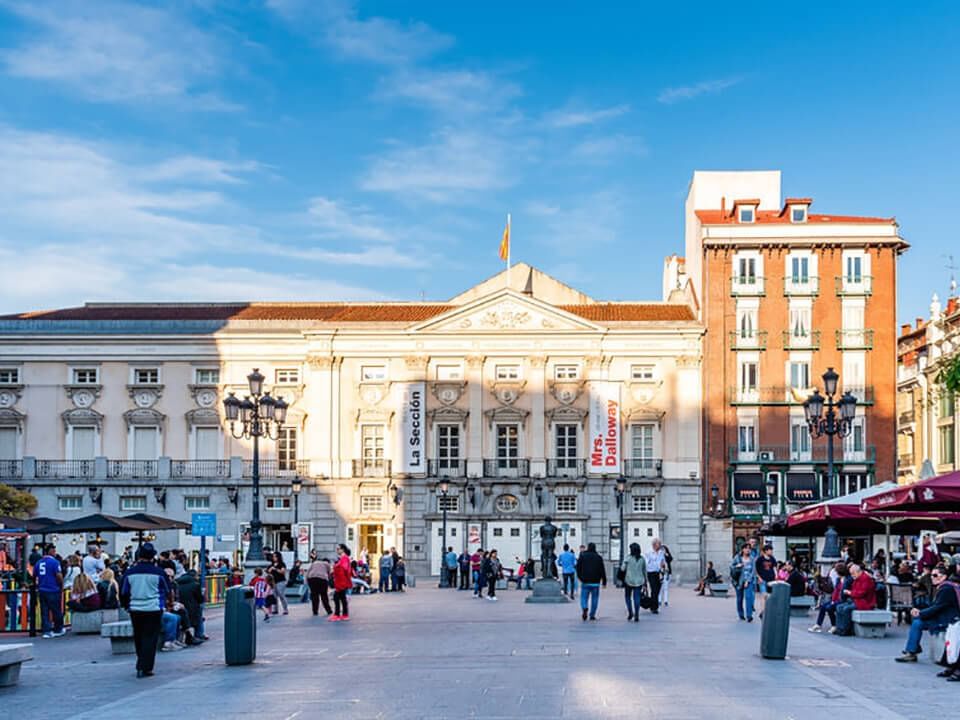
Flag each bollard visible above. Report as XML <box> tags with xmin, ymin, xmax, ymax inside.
<box><xmin>759</xmin><ymin>581</ymin><xmax>791</xmax><ymax>659</ymax></box>
<box><xmin>224</xmin><ymin>585</ymin><xmax>256</xmax><ymax>666</ymax></box>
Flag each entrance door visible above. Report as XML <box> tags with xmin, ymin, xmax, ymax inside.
<box><xmin>486</xmin><ymin>521</ymin><xmax>527</xmax><ymax>573</ymax></box>
<box><xmin>358</xmin><ymin>524</ymin><xmax>385</xmax><ymax>579</ymax></box>
<box><xmin>626</xmin><ymin>521</ymin><xmax>661</xmax><ymax>554</ymax></box>
<box><xmin>430</xmin><ymin>521</ymin><xmax>464</xmax><ymax>577</ymax></box>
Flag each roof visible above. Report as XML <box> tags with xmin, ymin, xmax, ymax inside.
<box><xmin>696</xmin><ymin>209</ymin><xmax>896</xmax><ymax>226</ymax></box>
<box><xmin>0</xmin><ymin>301</ymin><xmax>696</xmax><ymax>325</ymax></box>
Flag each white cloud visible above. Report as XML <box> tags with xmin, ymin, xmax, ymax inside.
<box><xmin>262</xmin><ymin>243</ymin><xmax>426</xmax><ymax>269</ymax></box>
<box><xmin>524</xmin><ymin>190</ymin><xmax>624</xmax><ymax>254</ymax></box>
<box><xmin>307</xmin><ymin>196</ymin><xmax>393</xmax><ymax>242</ymax></box>
<box><xmin>570</xmin><ymin>134</ymin><xmax>646</xmax><ymax>163</ymax></box>
<box><xmin>544</xmin><ymin>104</ymin><xmax>629</xmax><ymax>128</ymax></box>
<box><xmin>378</xmin><ymin>67</ymin><xmax>521</xmax><ymax>115</ymax></box>
<box><xmin>139</xmin><ymin>156</ymin><xmax>260</xmax><ymax>185</ymax></box>
<box><xmin>361</xmin><ymin>129</ymin><xmax>510</xmax><ymax>202</ymax></box>
<box><xmin>657</xmin><ymin>76</ymin><xmax>743</xmax><ymax>104</ymax></box>
<box><xmin>0</xmin><ymin>0</ymin><xmax>234</xmax><ymax>108</ymax></box>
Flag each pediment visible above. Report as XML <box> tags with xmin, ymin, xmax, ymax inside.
<box><xmin>411</xmin><ymin>290</ymin><xmax>601</xmax><ymax>333</ymax></box>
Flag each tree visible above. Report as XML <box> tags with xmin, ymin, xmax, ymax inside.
<box><xmin>0</xmin><ymin>483</ymin><xmax>37</xmax><ymax>518</ymax></box>
<box><xmin>938</xmin><ymin>353</ymin><xmax>960</xmax><ymax>395</ymax></box>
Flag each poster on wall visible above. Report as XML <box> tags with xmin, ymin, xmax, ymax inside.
<box><xmin>588</xmin><ymin>380</ymin><xmax>621</xmax><ymax>473</ymax></box>
<box><xmin>294</xmin><ymin>522</ymin><xmax>313</xmax><ymax>562</ymax></box>
<box><xmin>396</xmin><ymin>382</ymin><xmax>425</xmax><ymax>474</ymax></box>
<box><xmin>468</xmin><ymin>524</ymin><xmax>482</xmax><ymax>548</ymax></box>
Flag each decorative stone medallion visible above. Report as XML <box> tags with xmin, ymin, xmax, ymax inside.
<box><xmin>195</xmin><ymin>388</ymin><xmax>218</xmax><ymax>408</ymax></box>
<box><xmin>132</xmin><ymin>389</ymin><xmax>158</xmax><ymax>408</ymax></box>
<box><xmin>0</xmin><ymin>390</ymin><xmax>16</xmax><ymax>409</ymax></box>
<box><xmin>72</xmin><ymin>389</ymin><xmax>96</xmax><ymax>408</ymax></box>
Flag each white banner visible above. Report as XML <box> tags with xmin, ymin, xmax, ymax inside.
<box><xmin>588</xmin><ymin>381</ymin><xmax>621</xmax><ymax>473</ymax></box>
<box><xmin>294</xmin><ymin>521</ymin><xmax>313</xmax><ymax>562</ymax></box>
<box><xmin>397</xmin><ymin>382</ymin><xmax>425</xmax><ymax>474</ymax></box>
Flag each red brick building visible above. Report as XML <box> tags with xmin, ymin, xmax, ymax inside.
<box><xmin>683</xmin><ymin>171</ymin><xmax>906</xmax><ymax>552</ymax></box>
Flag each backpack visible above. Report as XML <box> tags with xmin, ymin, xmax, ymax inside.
<box><xmin>817</xmin><ymin>575</ymin><xmax>834</xmax><ymax>595</ymax></box>
<box><xmin>729</xmin><ymin>558</ymin><xmax>742</xmax><ymax>584</ymax></box>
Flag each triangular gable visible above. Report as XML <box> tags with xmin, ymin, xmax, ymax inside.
<box><xmin>411</xmin><ymin>289</ymin><xmax>603</xmax><ymax>333</ymax></box>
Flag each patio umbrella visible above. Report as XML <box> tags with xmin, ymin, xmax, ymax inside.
<box><xmin>0</xmin><ymin>516</ymin><xmax>62</xmax><ymax>534</ymax></box>
<box><xmin>122</xmin><ymin>513</ymin><xmax>191</xmax><ymax>531</ymax></box>
<box><xmin>861</xmin><ymin>470</ymin><xmax>960</xmax><ymax>513</ymax></box>
<box><xmin>37</xmin><ymin>513</ymin><xmax>158</xmax><ymax>535</ymax></box>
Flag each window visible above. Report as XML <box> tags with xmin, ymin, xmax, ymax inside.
<box><xmin>791</xmin><ymin>422</ymin><xmax>811</xmax><ymax>459</ymax></box>
<box><xmin>360</xmin><ymin>495</ymin><xmax>384</xmax><ymax>513</ymax></box>
<box><xmin>72</xmin><ymin>368</ymin><xmax>99</xmax><ymax>384</ymax></box>
<box><xmin>0</xmin><ymin>428</ymin><xmax>16</xmax><ymax>460</ymax></box>
<box><xmin>736</xmin><ymin>257</ymin><xmax>757</xmax><ymax>282</ymax></box>
<box><xmin>277</xmin><ymin>427</ymin><xmax>298</xmax><ymax>471</ymax></box>
<box><xmin>496</xmin><ymin>424</ymin><xmax>519</xmax><ymax>468</ymax></box>
<box><xmin>195</xmin><ymin>368</ymin><xmax>220</xmax><ymax>384</ymax></box>
<box><xmin>789</xmin><ymin>307</ymin><xmax>811</xmax><ymax>339</ymax></box>
<box><xmin>361</xmin><ymin>425</ymin><xmax>385</xmax><ymax>471</ymax></box>
<box><xmin>510</xmin><ymin>527</ymin><xmax>521</xmax><ymax>537</ymax></box>
<box><xmin>556</xmin><ymin>496</ymin><xmax>577</xmax><ymax>513</ymax></box>
<box><xmin>437</xmin><ymin>425</ymin><xmax>460</xmax><ymax>469</ymax></box>
<box><xmin>844</xmin><ymin>417</ymin><xmax>866</xmax><ymax>456</ymax></box>
<box><xmin>361</xmin><ymin>365</ymin><xmax>386</xmax><ymax>382</ymax></box>
<box><xmin>632</xmin><ymin>496</ymin><xmax>655</xmax><ymax>513</ymax></box>
<box><xmin>790</xmin><ymin>256</ymin><xmax>809</xmax><ymax>283</ymax></box>
<box><xmin>739</xmin><ymin>207</ymin><xmax>755</xmax><ymax>223</ymax></box>
<box><xmin>842</xmin><ymin>304</ymin><xmax>865</xmax><ymax>331</ymax></box>
<box><xmin>436</xmin><ymin>365</ymin><xmax>462</xmax><ymax>381</ymax></box>
<box><xmin>843</xmin><ymin>353</ymin><xmax>866</xmax><ymax>398</ymax></box>
<box><xmin>194</xmin><ymin>427</ymin><xmax>220</xmax><ymax>459</ymax></box>
<box><xmin>133</xmin><ymin>368</ymin><xmax>159</xmax><ymax>384</ymax></box>
<box><xmin>495</xmin><ymin>494</ymin><xmax>519</xmax><ymax>512</ymax></box>
<box><xmin>58</xmin><ymin>496</ymin><xmax>83</xmax><ymax>511</ymax></box>
<box><xmin>630</xmin><ymin>364</ymin><xmax>655</xmax><ymax>381</ymax></box>
<box><xmin>631</xmin><ymin>424</ymin><xmax>655</xmax><ymax>467</ymax></box>
<box><xmin>939</xmin><ymin>426</ymin><xmax>956</xmax><ymax>466</ymax></box>
<box><xmin>738</xmin><ymin>423</ymin><xmax>756</xmax><ymax>454</ymax></box>
<box><xmin>437</xmin><ymin>526</ymin><xmax>459</xmax><ymax>537</ymax></box>
<box><xmin>265</xmin><ymin>497</ymin><xmax>292</xmax><ymax>510</ymax></box>
<box><xmin>738</xmin><ymin>310</ymin><xmax>756</xmax><ymax>339</ymax></box>
<box><xmin>555</xmin><ymin>424</ymin><xmax>578</xmax><ymax>468</ymax></box>
<box><xmin>554</xmin><ymin>365</ymin><xmax>579</xmax><ymax>380</ymax></box>
<box><xmin>71</xmin><ymin>427</ymin><xmax>96</xmax><ymax>460</ymax></box>
<box><xmin>275</xmin><ymin>368</ymin><xmax>300</xmax><ymax>384</ymax></box>
<box><xmin>493</xmin><ymin>527</ymin><xmax>503</xmax><ymax>537</ymax></box>
<box><xmin>846</xmin><ymin>255</ymin><xmax>864</xmax><ymax>283</ymax></box>
<box><xmin>939</xmin><ymin>392</ymin><xmax>956</xmax><ymax>419</ymax></box>
<box><xmin>840</xmin><ymin>473</ymin><xmax>869</xmax><ymax>495</ymax></box>
<box><xmin>132</xmin><ymin>427</ymin><xmax>159</xmax><ymax>461</ymax></box>
<box><xmin>739</xmin><ymin>362</ymin><xmax>758</xmax><ymax>392</ymax></box>
<box><xmin>496</xmin><ymin>365</ymin><xmax>520</xmax><ymax>381</ymax></box>
<box><xmin>0</xmin><ymin>368</ymin><xmax>20</xmax><ymax>384</ymax></box>
<box><xmin>120</xmin><ymin>496</ymin><xmax>147</xmax><ymax>512</ymax></box>
<box><xmin>185</xmin><ymin>496</ymin><xmax>210</xmax><ymax>510</ymax></box>
<box><xmin>791</xmin><ymin>206</ymin><xmax>807</xmax><ymax>223</ymax></box>
<box><xmin>789</xmin><ymin>362</ymin><xmax>810</xmax><ymax>390</ymax></box>
<box><xmin>437</xmin><ymin>495</ymin><xmax>460</xmax><ymax>512</ymax></box>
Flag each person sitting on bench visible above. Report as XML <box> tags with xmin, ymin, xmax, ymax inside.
<box><xmin>696</xmin><ymin>562</ymin><xmax>719</xmax><ymax>595</ymax></box>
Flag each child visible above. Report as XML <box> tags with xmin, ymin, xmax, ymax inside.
<box><xmin>250</xmin><ymin>567</ymin><xmax>271</xmax><ymax>622</ymax></box>
<box><xmin>394</xmin><ymin>557</ymin><xmax>406</xmax><ymax>592</ymax></box>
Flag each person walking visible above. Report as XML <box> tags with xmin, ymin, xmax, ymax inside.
<box><xmin>472</xmin><ymin>549</ymin><xmax>485</xmax><ymax>597</ymax></box>
<box><xmin>378</xmin><ymin>551</ymin><xmax>394</xmax><ymax>593</ymax></box>
<box><xmin>558</xmin><ymin>544</ymin><xmax>577</xmax><ymax>598</ymax></box>
<box><xmin>659</xmin><ymin>544</ymin><xmax>674</xmax><ymax>607</ymax></box>
<box><xmin>643</xmin><ymin>539</ymin><xmax>666</xmax><ymax>615</ymax></box>
<box><xmin>621</xmin><ymin>543</ymin><xmax>647</xmax><ymax>622</ymax></box>
<box><xmin>576</xmin><ymin>542</ymin><xmax>607</xmax><ymax>621</ymax></box>
<box><xmin>445</xmin><ymin>547</ymin><xmax>459</xmax><ymax>589</ymax></box>
<box><xmin>483</xmin><ymin>549</ymin><xmax>503</xmax><ymax>601</ymax></box>
<box><xmin>330</xmin><ymin>544</ymin><xmax>353</xmax><ymax>621</ymax></box>
<box><xmin>269</xmin><ymin>552</ymin><xmax>289</xmax><ymax>616</ymax></box>
<box><xmin>34</xmin><ymin>543</ymin><xmax>65</xmax><ymax>639</ymax></box>
<box><xmin>306</xmin><ymin>555</ymin><xmax>333</xmax><ymax>615</ymax></box>
<box><xmin>119</xmin><ymin>543</ymin><xmax>170</xmax><ymax>679</ymax></box>
<box><xmin>731</xmin><ymin>545</ymin><xmax>757</xmax><ymax>622</ymax></box>
<box><xmin>458</xmin><ymin>550</ymin><xmax>472</xmax><ymax>590</ymax></box>
<box><xmin>755</xmin><ymin>545</ymin><xmax>777</xmax><ymax>618</ymax></box>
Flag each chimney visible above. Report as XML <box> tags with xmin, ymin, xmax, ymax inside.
<box><xmin>916</xmin><ymin>317</ymin><xmax>923</xmax><ymax>329</ymax></box>
<box><xmin>900</xmin><ymin>324</ymin><xmax>911</xmax><ymax>335</ymax></box>
<box><xmin>721</xmin><ymin>196</ymin><xmax>726</xmax><ymax>218</ymax></box>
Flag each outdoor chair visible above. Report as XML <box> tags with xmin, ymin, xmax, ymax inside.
<box><xmin>889</xmin><ymin>584</ymin><xmax>913</xmax><ymax>625</ymax></box>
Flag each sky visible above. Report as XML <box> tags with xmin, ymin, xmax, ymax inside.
<box><xmin>0</xmin><ymin>1</ymin><xmax>957</xmax><ymax>322</ymax></box>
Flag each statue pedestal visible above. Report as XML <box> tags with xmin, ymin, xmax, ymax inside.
<box><xmin>524</xmin><ymin>578</ymin><xmax>570</xmax><ymax>604</ymax></box>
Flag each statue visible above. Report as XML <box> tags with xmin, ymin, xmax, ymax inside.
<box><xmin>539</xmin><ymin>516</ymin><xmax>559</xmax><ymax>579</ymax></box>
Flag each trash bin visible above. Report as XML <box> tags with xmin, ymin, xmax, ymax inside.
<box><xmin>759</xmin><ymin>581</ymin><xmax>791</xmax><ymax>659</ymax></box>
<box><xmin>224</xmin><ymin>585</ymin><xmax>256</xmax><ymax>666</ymax></box>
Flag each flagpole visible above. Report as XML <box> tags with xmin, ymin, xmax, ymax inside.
<box><xmin>506</xmin><ymin>213</ymin><xmax>511</xmax><ymax>289</ymax></box>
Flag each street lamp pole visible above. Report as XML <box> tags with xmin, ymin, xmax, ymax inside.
<box><xmin>615</xmin><ymin>478</ymin><xmax>626</xmax><ymax>585</ymax></box>
<box><xmin>223</xmin><ymin>369</ymin><xmax>289</xmax><ymax>574</ymax></box>
<box><xmin>438</xmin><ymin>480</ymin><xmax>450</xmax><ymax>588</ymax></box>
<box><xmin>804</xmin><ymin>367</ymin><xmax>857</xmax><ymax>501</ymax></box>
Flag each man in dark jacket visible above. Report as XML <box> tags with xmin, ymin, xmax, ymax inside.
<box><xmin>785</xmin><ymin>561</ymin><xmax>807</xmax><ymax>597</ymax></box>
<box><xmin>175</xmin><ymin>570</ymin><xmax>205</xmax><ymax>644</ymax></box>
<box><xmin>896</xmin><ymin>565</ymin><xmax>960</xmax><ymax>663</ymax></box>
<box><xmin>120</xmin><ymin>543</ymin><xmax>170</xmax><ymax>678</ymax></box>
<box><xmin>575</xmin><ymin>542</ymin><xmax>607</xmax><ymax>621</ymax></box>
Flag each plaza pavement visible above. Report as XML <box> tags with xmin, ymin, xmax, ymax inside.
<box><xmin>1</xmin><ymin>583</ymin><xmax>956</xmax><ymax>720</ymax></box>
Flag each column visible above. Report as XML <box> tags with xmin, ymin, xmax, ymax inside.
<box><xmin>466</xmin><ymin>355</ymin><xmax>484</xmax><ymax>477</ymax></box>
<box><xmin>530</xmin><ymin>355</ymin><xmax>546</xmax><ymax>477</ymax></box>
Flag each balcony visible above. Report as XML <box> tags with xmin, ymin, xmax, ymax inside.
<box><xmin>729</xmin><ymin>330</ymin><xmax>768</xmax><ymax>351</ymax></box>
<box><xmin>899</xmin><ymin>409</ymin><xmax>916</xmax><ymax>426</ymax></box>
<box><xmin>244</xmin><ymin>459</ymin><xmax>312</xmax><ymax>478</ymax></box>
<box><xmin>783</xmin><ymin>276</ymin><xmax>820</xmax><ymax>296</ymax></box>
<box><xmin>731</xmin><ymin>275</ymin><xmax>765</xmax><ymax>296</ymax></box>
<box><xmin>623</xmin><ymin>458</ymin><xmax>663</xmax><ymax>478</ymax></box>
<box><xmin>782</xmin><ymin>330</ymin><xmax>821</xmax><ymax>350</ymax></box>
<box><xmin>107</xmin><ymin>460</ymin><xmax>157</xmax><ymax>479</ymax></box>
<box><xmin>836</xmin><ymin>328</ymin><xmax>874</xmax><ymax>350</ymax></box>
<box><xmin>352</xmin><ymin>459</ymin><xmax>392</xmax><ymax>478</ymax></box>
<box><xmin>897</xmin><ymin>453</ymin><xmax>914</xmax><ymax>468</ymax></box>
<box><xmin>483</xmin><ymin>458</ymin><xmax>530</xmax><ymax>478</ymax></box>
<box><xmin>835</xmin><ymin>275</ymin><xmax>873</xmax><ymax>296</ymax></box>
<box><xmin>428</xmin><ymin>459</ymin><xmax>466</xmax><ymax>477</ymax></box>
<box><xmin>730</xmin><ymin>385</ymin><xmax>875</xmax><ymax>406</ymax></box>
<box><xmin>546</xmin><ymin>458</ymin><xmax>585</xmax><ymax>478</ymax></box>
<box><xmin>171</xmin><ymin>459</ymin><xmax>231</xmax><ymax>479</ymax></box>
<box><xmin>0</xmin><ymin>460</ymin><xmax>22</xmax><ymax>479</ymax></box>
<box><xmin>36</xmin><ymin>460</ymin><xmax>95</xmax><ymax>479</ymax></box>
<box><xmin>729</xmin><ymin>445</ymin><xmax>876</xmax><ymax>464</ymax></box>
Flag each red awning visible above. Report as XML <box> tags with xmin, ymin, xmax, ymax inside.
<box><xmin>862</xmin><ymin>471</ymin><xmax>960</xmax><ymax>513</ymax></box>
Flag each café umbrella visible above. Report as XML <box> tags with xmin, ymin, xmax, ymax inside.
<box><xmin>861</xmin><ymin>470</ymin><xmax>960</xmax><ymax>514</ymax></box>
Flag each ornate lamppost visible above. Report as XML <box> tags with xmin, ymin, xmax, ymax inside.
<box><xmin>223</xmin><ymin>369</ymin><xmax>288</xmax><ymax>571</ymax></box>
<box><xmin>615</xmin><ymin>478</ymin><xmax>627</xmax><ymax>585</ymax></box>
<box><xmin>438</xmin><ymin>480</ymin><xmax>450</xmax><ymax>588</ymax></box>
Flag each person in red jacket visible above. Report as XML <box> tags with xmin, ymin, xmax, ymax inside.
<box><xmin>329</xmin><ymin>544</ymin><xmax>353</xmax><ymax>622</ymax></box>
<box><xmin>834</xmin><ymin>564</ymin><xmax>876</xmax><ymax>636</ymax></box>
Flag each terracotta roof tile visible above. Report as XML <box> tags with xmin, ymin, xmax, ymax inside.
<box><xmin>696</xmin><ymin>209</ymin><xmax>895</xmax><ymax>225</ymax></box>
<box><xmin>561</xmin><ymin>303</ymin><xmax>696</xmax><ymax>322</ymax></box>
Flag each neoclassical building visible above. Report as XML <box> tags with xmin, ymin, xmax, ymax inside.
<box><xmin>0</xmin><ymin>264</ymin><xmax>704</xmax><ymax>580</ymax></box>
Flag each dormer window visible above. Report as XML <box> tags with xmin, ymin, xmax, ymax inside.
<box><xmin>739</xmin><ymin>207</ymin><xmax>754</xmax><ymax>223</ymax></box>
<box><xmin>791</xmin><ymin>206</ymin><xmax>807</xmax><ymax>223</ymax></box>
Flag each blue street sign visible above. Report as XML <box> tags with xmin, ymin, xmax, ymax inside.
<box><xmin>191</xmin><ymin>512</ymin><xmax>217</xmax><ymax>537</ymax></box>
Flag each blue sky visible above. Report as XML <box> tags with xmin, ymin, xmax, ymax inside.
<box><xmin>0</xmin><ymin>1</ymin><xmax>956</xmax><ymax>322</ymax></box>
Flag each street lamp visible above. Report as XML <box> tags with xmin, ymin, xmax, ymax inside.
<box><xmin>710</xmin><ymin>484</ymin><xmax>721</xmax><ymax>516</ymax></box>
<box><xmin>765</xmin><ymin>475</ymin><xmax>777</xmax><ymax>521</ymax></box>
<box><xmin>615</xmin><ymin>478</ymin><xmax>627</xmax><ymax>585</ymax></box>
<box><xmin>438</xmin><ymin>480</ymin><xmax>450</xmax><ymax>588</ymax></box>
<box><xmin>224</xmin><ymin>368</ymin><xmax>289</xmax><ymax>571</ymax></box>
<box><xmin>291</xmin><ymin>477</ymin><xmax>302</xmax><ymax>524</ymax></box>
<box><xmin>804</xmin><ymin>367</ymin><xmax>857</xmax><ymax>500</ymax></box>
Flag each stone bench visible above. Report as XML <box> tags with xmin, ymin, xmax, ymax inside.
<box><xmin>0</xmin><ymin>643</ymin><xmax>33</xmax><ymax>687</ymax></box>
<box><xmin>101</xmin><ymin>620</ymin><xmax>136</xmax><ymax>655</ymax></box>
<box><xmin>789</xmin><ymin>596</ymin><xmax>815</xmax><ymax>617</ymax></box>
<box><xmin>851</xmin><ymin>609</ymin><xmax>893</xmax><ymax>638</ymax></box>
<box><xmin>707</xmin><ymin>583</ymin><xmax>729</xmax><ymax>597</ymax></box>
<box><xmin>71</xmin><ymin>608</ymin><xmax>120</xmax><ymax>635</ymax></box>
<box><xmin>930</xmin><ymin>631</ymin><xmax>947</xmax><ymax>664</ymax></box>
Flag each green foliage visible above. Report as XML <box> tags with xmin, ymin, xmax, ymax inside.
<box><xmin>0</xmin><ymin>483</ymin><xmax>37</xmax><ymax>518</ymax></box>
<box><xmin>938</xmin><ymin>354</ymin><xmax>960</xmax><ymax>395</ymax></box>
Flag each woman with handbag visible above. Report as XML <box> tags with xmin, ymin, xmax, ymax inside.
<box><xmin>621</xmin><ymin>543</ymin><xmax>647</xmax><ymax>622</ymax></box>
<box><xmin>484</xmin><ymin>549</ymin><xmax>503</xmax><ymax>601</ymax></box>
